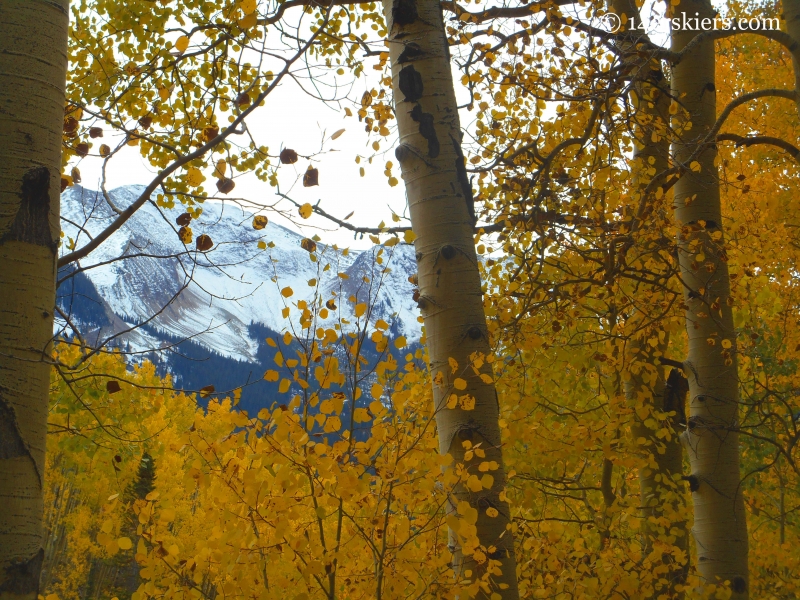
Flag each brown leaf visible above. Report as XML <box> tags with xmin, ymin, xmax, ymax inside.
<box><xmin>76</xmin><ymin>143</ymin><xmax>89</xmax><ymax>157</ymax></box>
<box><xmin>343</xmin><ymin>211</ymin><xmax>354</xmax><ymax>220</ymax></box>
<box><xmin>252</xmin><ymin>215</ymin><xmax>268</xmax><ymax>230</ymax></box>
<box><xmin>199</xmin><ymin>385</ymin><xmax>215</xmax><ymax>398</ymax></box>
<box><xmin>99</xmin><ymin>144</ymin><xmax>111</xmax><ymax>157</ymax></box>
<box><xmin>303</xmin><ymin>167</ymin><xmax>319</xmax><ymax>187</ymax></box>
<box><xmin>89</xmin><ymin>127</ymin><xmax>104</xmax><ymax>138</ymax></box>
<box><xmin>216</xmin><ymin>178</ymin><xmax>235</xmax><ymax>194</ymax></box>
<box><xmin>412</xmin><ymin>289</ymin><xmax>420</xmax><ymax>303</ymax></box>
<box><xmin>138</xmin><ymin>116</ymin><xmax>153</xmax><ymax>129</ymax></box>
<box><xmin>176</xmin><ymin>213</ymin><xmax>192</xmax><ymax>227</ymax></box>
<box><xmin>361</xmin><ymin>91</ymin><xmax>373</xmax><ymax>107</ymax></box>
<box><xmin>63</xmin><ymin>116</ymin><xmax>79</xmax><ymax>135</ymax></box>
<box><xmin>236</xmin><ymin>92</ymin><xmax>251</xmax><ymax>107</ymax></box>
<box><xmin>326</xmin><ymin>299</ymin><xmax>337</xmax><ymax>310</ymax></box>
<box><xmin>203</xmin><ymin>126</ymin><xmax>219</xmax><ymax>142</ymax></box>
<box><xmin>114</xmin><ymin>455</ymin><xmax>122</xmax><ymax>463</ymax></box>
<box><xmin>280</xmin><ymin>148</ymin><xmax>298</xmax><ymax>164</ymax></box>
<box><xmin>60</xmin><ymin>177</ymin><xmax>70</xmax><ymax>193</ymax></box>
<box><xmin>301</xmin><ymin>238</ymin><xmax>317</xmax><ymax>253</ymax></box>
<box><xmin>408</xmin><ymin>273</ymin><xmax>418</xmax><ymax>285</ymax></box>
<box><xmin>106</xmin><ymin>381</ymin><xmax>122</xmax><ymax>394</ymax></box>
<box><xmin>196</xmin><ymin>234</ymin><xmax>213</xmax><ymax>252</ymax></box>
<box><xmin>71</xmin><ymin>167</ymin><xmax>81</xmax><ymax>184</ymax></box>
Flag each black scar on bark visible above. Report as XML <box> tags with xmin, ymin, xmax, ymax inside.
<box><xmin>664</xmin><ymin>368</ymin><xmax>688</xmax><ymax>428</ymax></box>
<box><xmin>0</xmin><ymin>396</ymin><xmax>27</xmax><ymax>460</ymax></box>
<box><xmin>398</xmin><ymin>65</ymin><xmax>424</xmax><ymax>103</ymax></box>
<box><xmin>732</xmin><ymin>577</ymin><xmax>746</xmax><ymax>594</ymax></box>
<box><xmin>392</xmin><ymin>0</ymin><xmax>418</xmax><ymax>26</ymax></box>
<box><xmin>410</xmin><ymin>104</ymin><xmax>439</xmax><ymax>158</ymax></box>
<box><xmin>450</xmin><ymin>134</ymin><xmax>475</xmax><ymax>223</ymax></box>
<box><xmin>398</xmin><ymin>42</ymin><xmax>424</xmax><ymax>64</ymax></box>
<box><xmin>0</xmin><ymin>548</ymin><xmax>44</xmax><ymax>596</ymax></box>
<box><xmin>683</xmin><ymin>474</ymin><xmax>700</xmax><ymax>492</ymax></box>
<box><xmin>1</xmin><ymin>166</ymin><xmax>55</xmax><ymax>251</ymax></box>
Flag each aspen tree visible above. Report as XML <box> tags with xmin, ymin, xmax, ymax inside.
<box><xmin>0</xmin><ymin>1</ymin><xmax>69</xmax><ymax>598</ymax></box>
<box><xmin>380</xmin><ymin>0</ymin><xmax>518</xmax><ymax>596</ymax></box>
<box><xmin>671</xmin><ymin>0</ymin><xmax>749</xmax><ymax>595</ymax></box>
<box><xmin>786</xmin><ymin>0</ymin><xmax>800</xmax><ymax>114</ymax></box>
<box><xmin>609</xmin><ymin>0</ymin><xmax>690</xmax><ymax>589</ymax></box>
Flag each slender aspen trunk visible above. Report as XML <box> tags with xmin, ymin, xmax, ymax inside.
<box><xmin>380</xmin><ymin>0</ymin><xmax>518</xmax><ymax>596</ymax></box>
<box><xmin>626</xmin><ymin>337</ymin><xmax>689</xmax><ymax>595</ymax></box>
<box><xmin>785</xmin><ymin>0</ymin><xmax>800</xmax><ymax>113</ymax></box>
<box><xmin>608</xmin><ymin>1</ymin><xmax>690</xmax><ymax>591</ymax></box>
<box><xmin>0</xmin><ymin>1</ymin><xmax>69</xmax><ymax>598</ymax></box>
<box><xmin>671</xmin><ymin>0</ymin><xmax>749</xmax><ymax>595</ymax></box>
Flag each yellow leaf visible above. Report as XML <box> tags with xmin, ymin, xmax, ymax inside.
<box><xmin>394</xmin><ymin>336</ymin><xmax>407</xmax><ymax>349</ymax></box>
<box><xmin>279</xmin><ymin>379</ymin><xmax>290</xmax><ymax>393</ymax></box>
<box><xmin>481</xmin><ymin>474</ymin><xmax>494</xmax><ymax>489</ymax></box>
<box><xmin>690</xmin><ymin>161</ymin><xmax>701</xmax><ymax>172</ymax></box>
<box><xmin>281</xmin><ymin>287</ymin><xmax>293</xmax><ymax>297</ymax></box>
<box><xmin>239</xmin><ymin>0</ymin><xmax>257</xmax><ymax>13</ymax></box>
<box><xmin>371</xmin><ymin>383</ymin><xmax>383</xmax><ymax>400</ymax></box>
<box><xmin>274</xmin><ymin>352</ymin><xmax>284</xmax><ymax>367</ymax></box>
<box><xmin>467</xmin><ymin>476</ymin><xmax>483</xmax><ymax>492</ymax></box>
<box><xmin>264</xmin><ymin>370</ymin><xmax>279</xmax><ymax>382</ymax></box>
<box><xmin>238</xmin><ymin>12</ymin><xmax>257</xmax><ymax>29</ymax></box>
<box><xmin>403</xmin><ymin>230</ymin><xmax>417</xmax><ymax>243</ymax></box>
<box><xmin>299</xmin><ymin>203</ymin><xmax>313</xmax><ymax>219</ymax></box>
<box><xmin>375</xmin><ymin>319</ymin><xmax>388</xmax><ymax>330</ymax></box>
<box><xmin>186</xmin><ymin>167</ymin><xmax>205</xmax><ymax>187</ymax></box>
<box><xmin>117</xmin><ymin>537</ymin><xmax>133</xmax><ymax>550</ymax></box>
<box><xmin>355</xmin><ymin>303</ymin><xmax>367</xmax><ymax>317</ymax></box>
<box><xmin>213</xmin><ymin>160</ymin><xmax>227</xmax><ymax>178</ymax></box>
<box><xmin>175</xmin><ymin>35</ymin><xmax>189</xmax><ymax>54</ymax></box>
<box><xmin>330</xmin><ymin>128</ymin><xmax>345</xmax><ymax>140</ymax></box>
<box><xmin>453</xmin><ymin>378</ymin><xmax>467</xmax><ymax>390</ymax></box>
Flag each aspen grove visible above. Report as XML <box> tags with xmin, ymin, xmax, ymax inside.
<box><xmin>1</xmin><ymin>0</ymin><xmax>800</xmax><ymax>598</ymax></box>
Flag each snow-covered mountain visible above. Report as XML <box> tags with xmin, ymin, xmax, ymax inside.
<box><xmin>57</xmin><ymin>185</ymin><xmax>420</xmax><ymax>404</ymax></box>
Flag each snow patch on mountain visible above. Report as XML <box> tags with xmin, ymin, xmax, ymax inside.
<box><xmin>58</xmin><ymin>185</ymin><xmax>420</xmax><ymax>362</ymax></box>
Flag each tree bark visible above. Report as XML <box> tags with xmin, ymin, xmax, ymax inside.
<box><xmin>0</xmin><ymin>1</ymin><xmax>69</xmax><ymax>598</ymax></box>
<box><xmin>785</xmin><ymin>0</ymin><xmax>800</xmax><ymax>114</ymax></box>
<box><xmin>608</xmin><ymin>0</ymin><xmax>690</xmax><ymax>592</ymax></box>
<box><xmin>626</xmin><ymin>337</ymin><xmax>689</xmax><ymax>596</ymax></box>
<box><xmin>671</xmin><ymin>0</ymin><xmax>749</xmax><ymax>595</ymax></box>
<box><xmin>380</xmin><ymin>0</ymin><xmax>518</xmax><ymax>596</ymax></box>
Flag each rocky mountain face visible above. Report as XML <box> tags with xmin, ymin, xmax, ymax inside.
<box><xmin>58</xmin><ymin>185</ymin><xmax>420</xmax><ymax>412</ymax></box>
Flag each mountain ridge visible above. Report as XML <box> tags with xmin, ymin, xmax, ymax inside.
<box><xmin>57</xmin><ymin>185</ymin><xmax>421</xmax><ymax>409</ymax></box>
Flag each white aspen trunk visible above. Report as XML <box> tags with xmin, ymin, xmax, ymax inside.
<box><xmin>380</xmin><ymin>0</ymin><xmax>518</xmax><ymax>596</ymax></box>
<box><xmin>0</xmin><ymin>1</ymin><xmax>69</xmax><ymax>598</ymax></box>
<box><xmin>671</xmin><ymin>0</ymin><xmax>749</xmax><ymax>596</ymax></box>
